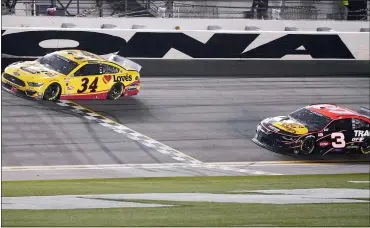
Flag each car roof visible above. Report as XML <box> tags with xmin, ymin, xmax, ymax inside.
<box><xmin>54</xmin><ymin>49</ymin><xmax>107</xmax><ymax>64</ymax></box>
<box><xmin>306</xmin><ymin>104</ymin><xmax>370</xmax><ymax>122</ymax></box>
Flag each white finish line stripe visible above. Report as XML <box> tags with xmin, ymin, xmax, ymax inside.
<box><xmin>49</xmin><ymin>100</ymin><xmax>281</xmax><ymax>176</ymax></box>
<box><xmin>3</xmin><ymin>160</ymin><xmax>363</xmax><ymax>170</ymax></box>
<box><xmin>1</xmin><ymin>163</ymin><xmax>281</xmax><ymax>175</ymax></box>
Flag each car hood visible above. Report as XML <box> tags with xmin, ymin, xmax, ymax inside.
<box><xmin>5</xmin><ymin>61</ymin><xmax>62</xmax><ymax>81</ymax></box>
<box><xmin>261</xmin><ymin>116</ymin><xmax>310</xmax><ymax>136</ymax></box>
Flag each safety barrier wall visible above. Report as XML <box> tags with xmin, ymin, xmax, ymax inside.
<box><xmin>2</xmin><ymin>15</ymin><xmax>370</xmax><ymax>32</ymax></box>
<box><xmin>2</xmin><ymin>27</ymin><xmax>370</xmax><ymax>77</ymax></box>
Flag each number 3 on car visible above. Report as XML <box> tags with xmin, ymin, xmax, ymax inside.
<box><xmin>331</xmin><ymin>132</ymin><xmax>346</xmax><ymax>148</ymax></box>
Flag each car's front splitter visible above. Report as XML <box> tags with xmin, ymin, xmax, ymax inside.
<box><xmin>2</xmin><ymin>82</ymin><xmax>43</xmax><ymax>100</ymax></box>
<box><xmin>252</xmin><ymin>137</ymin><xmax>301</xmax><ymax>156</ymax></box>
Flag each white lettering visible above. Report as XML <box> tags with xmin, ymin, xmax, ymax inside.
<box><xmin>355</xmin><ymin>130</ymin><xmax>370</xmax><ymax>137</ymax></box>
<box><xmin>352</xmin><ymin>137</ymin><xmax>364</xmax><ymax>142</ymax></box>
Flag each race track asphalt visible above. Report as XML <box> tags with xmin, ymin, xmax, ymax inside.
<box><xmin>2</xmin><ymin>77</ymin><xmax>370</xmax><ymax>172</ymax></box>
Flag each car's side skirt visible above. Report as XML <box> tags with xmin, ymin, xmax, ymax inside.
<box><xmin>60</xmin><ymin>90</ymin><xmax>109</xmax><ymax>100</ymax></box>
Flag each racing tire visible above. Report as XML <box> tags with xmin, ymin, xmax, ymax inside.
<box><xmin>43</xmin><ymin>83</ymin><xmax>61</xmax><ymax>101</ymax></box>
<box><xmin>359</xmin><ymin>138</ymin><xmax>370</xmax><ymax>155</ymax></box>
<box><xmin>299</xmin><ymin>135</ymin><xmax>316</xmax><ymax>155</ymax></box>
<box><xmin>107</xmin><ymin>82</ymin><xmax>124</xmax><ymax>100</ymax></box>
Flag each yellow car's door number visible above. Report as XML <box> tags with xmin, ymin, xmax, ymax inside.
<box><xmin>77</xmin><ymin>77</ymin><xmax>98</xmax><ymax>93</ymax></box>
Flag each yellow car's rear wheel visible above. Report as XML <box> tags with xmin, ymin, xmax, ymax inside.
<box><xmin>107</xmin><ymin>82</ymin><xmax>124</xmax><ymax>100</ymax></box>
<box><xmin>43</xmin><ymin>83</ymin><xmax>61</xmax><ymax>101</ymax></box>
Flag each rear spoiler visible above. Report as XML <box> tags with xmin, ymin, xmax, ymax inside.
<box><xmin>358</xmin><ymin>106</ymin><xmax>370</xmax><ymax>118</ymax></box>
<box><xmin>107</xmin><ymin>54</ymin><xmax>142</xmax><ymax>72</ymax></box>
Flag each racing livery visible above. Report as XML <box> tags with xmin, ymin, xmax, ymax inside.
<box><xmin>253</xmin><ymin>104</ymin><xmax>370</xmax><ymax>155</ymax></box>
<box><xmin>1</xmin><ymin>50</ymin><xmax>142</xmax><ymax>100</ymax></box>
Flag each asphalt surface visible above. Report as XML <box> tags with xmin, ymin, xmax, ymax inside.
<box><xmin>2</xmin><ymin>77</ymin><xmax>370</xmax><ymax>180</ymax></box>
<box><xmin>75</xmin><ymin>77</ymin><xmax>370</xmax><ymax>162</ymax></box>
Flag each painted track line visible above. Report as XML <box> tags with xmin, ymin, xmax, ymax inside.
<box><xmin>55</xmin><ymin>100</ymin><xmax>281</xmax><ymax>176</ymax></box>
<box><xmin>1</xmin><ymin>162</ymin><xmax>281</xmax><ymax>176</ymax></box>
<box><xmin>3</xmin><ymin>160</ymin><xmax>368</xmax><ymax>171</ymax></box>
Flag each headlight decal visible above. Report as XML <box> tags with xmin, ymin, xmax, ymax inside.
<box><xmin>27</xmin><ymin>82</ymin><xmax>44</xmax><ymax>87</ymax></box>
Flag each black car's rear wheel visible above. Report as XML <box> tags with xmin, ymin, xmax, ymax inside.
<box><xmin>300</xmin><ymin>135</ymin><xmax>316</xmax><ymax>155</ymax></box>
<box><xmin>43</xmin><ymin>83</ymin><xmax>61</xmax><ymax>101</ymax></box>
<box><xmin>360</xmin><ymin>138</ymin><xmax>370</xmax><ymax>155</ymax></box>
<box><xmin>107</xmin><ymin>82</ymin><xmax>124</xmax><ymax>100</ymax></box>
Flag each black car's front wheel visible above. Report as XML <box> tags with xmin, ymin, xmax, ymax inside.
<box><xmin>43</xmin><ymin>83</ymin><xmax>61</xmax><ymax>101</ymax></box>
<box><xmin>299</xmin><ymin>135</ymin><xmax>316</xmax><ymax>155</ymax></box>
<box><xmin>360</xmin><ymin>138</ymin><xmax>370</xmax><ymax>155</ymax></box>
<box><xmin>107</xmin><ymin>82</ymin><xmax>124</xmax><ymax>100</ymax></box>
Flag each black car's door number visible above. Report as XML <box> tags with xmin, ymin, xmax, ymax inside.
<box><xmin>77</xmin><ymin>77</ymin><xmax>98</xmax><ymax>93</ymax></box>
<box><xmin>331</xmin><ymin>132</ymin><xmax>346</xmax><ymax>148</ymax></box>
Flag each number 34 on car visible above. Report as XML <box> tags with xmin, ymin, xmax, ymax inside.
<box><xmin>1</xmin><ymin>50</ymin><xmax>142</xmax><ymax>100</ymax></box>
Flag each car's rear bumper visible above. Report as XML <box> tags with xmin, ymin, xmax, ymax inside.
<box><xmin>124</xmin><ymin>81</ymin><xmax>140</xmax><ymax>97</ymax></box>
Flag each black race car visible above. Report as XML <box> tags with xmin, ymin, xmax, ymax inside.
<box><xmin>253</xmin><ymin>104</ymin><xmax>370</xmax><ymax>155</ymax></box>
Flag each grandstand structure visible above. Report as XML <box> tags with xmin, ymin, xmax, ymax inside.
<box><xmin>2</xmin><ymin>0</ymin><xmax>369</xmax><ymax>20</ymax></box>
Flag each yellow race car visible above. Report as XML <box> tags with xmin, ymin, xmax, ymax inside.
<box><xmin>1</xmin><ymin>49</ymin><xmax>142</xmax><ymax>100</ymax></box>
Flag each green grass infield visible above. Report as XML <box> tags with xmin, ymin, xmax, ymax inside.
<box><xmin>2</xmin><ymin>173</ymin><xmax>370</xmax><ymax>227</ymax></box>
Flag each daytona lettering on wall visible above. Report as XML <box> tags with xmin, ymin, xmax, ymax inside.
<box><xmin>1</xmin><ymin>29</ymin><xmax>362</xmax><ymax>59</ymax></box>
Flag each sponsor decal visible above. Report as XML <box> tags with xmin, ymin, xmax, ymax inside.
<box><xmin>103</xmin><ymin>75</ymin><xmax>112</xmax><ymax>84</ymax></box>
<box><xmin>319</xmin><ymin>141</ymin><xmax>330</xmax><ymax>147</ymax></box>
<box><xmin>64</xmin><ymin>78</ymin><xmax>70</xmax><ymax>82</ymax></box>
<box><xmin>347</xmin><ymin>145</ymin><xmax>359</xmax><ymax>149</ymax></box>
<box><xmin>318</xmin><ymin>133</ymin><xmax>324</xmax><ymax>137</ymax></box>
<box><xmin>67</xmin><ymin>86</ymin><xmax>74</xmax><ymax>90</ymax></box>
<box><xmin>272</xmin><ymin>120</ymin><xmax>308</xmax><ymax>135</ymax></box>
<box><xmin>113</xmin><ymin>74</ymin><xmax>132</xmax><ymax>82</ymax></box>
<box><xmin>1</xmin><ymin>30</ymin><xmax>355</xmax><ymax>59</ymax></box>
<box><xmin>351</xmin><ymin>137</ymin><xmax>364</xmax><ymax>142</ymax></box>
<box><xmin>354</xmin><ymin>130</ymin><xmax>370</xmax><ymax>137</ymax></box>
<box><xmin>128</xmin><ymin>83</ymin><xmax>138</xmax><ymax>91</ymax></box>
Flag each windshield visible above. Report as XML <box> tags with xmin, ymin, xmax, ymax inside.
<box><xmin>289</xmin><ymin>108</ymin><xmax>332</xmax><ymax>131</ymax></box>
<box><xmin>37</xmin><ymin>54</ymin><xmax>78</xmax><ymax>75</ymax></box>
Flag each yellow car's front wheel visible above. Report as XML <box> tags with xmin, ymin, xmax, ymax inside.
<box><xmin>43</xmin><ymin>83</ymin><xmax>61</xmax><ymax>101</ymax></box>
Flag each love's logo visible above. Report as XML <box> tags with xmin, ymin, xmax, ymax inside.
<box><xmin>103</xmin><ymin>75</ymin><xmax>112</xmax><ymax>84</ymax></box>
